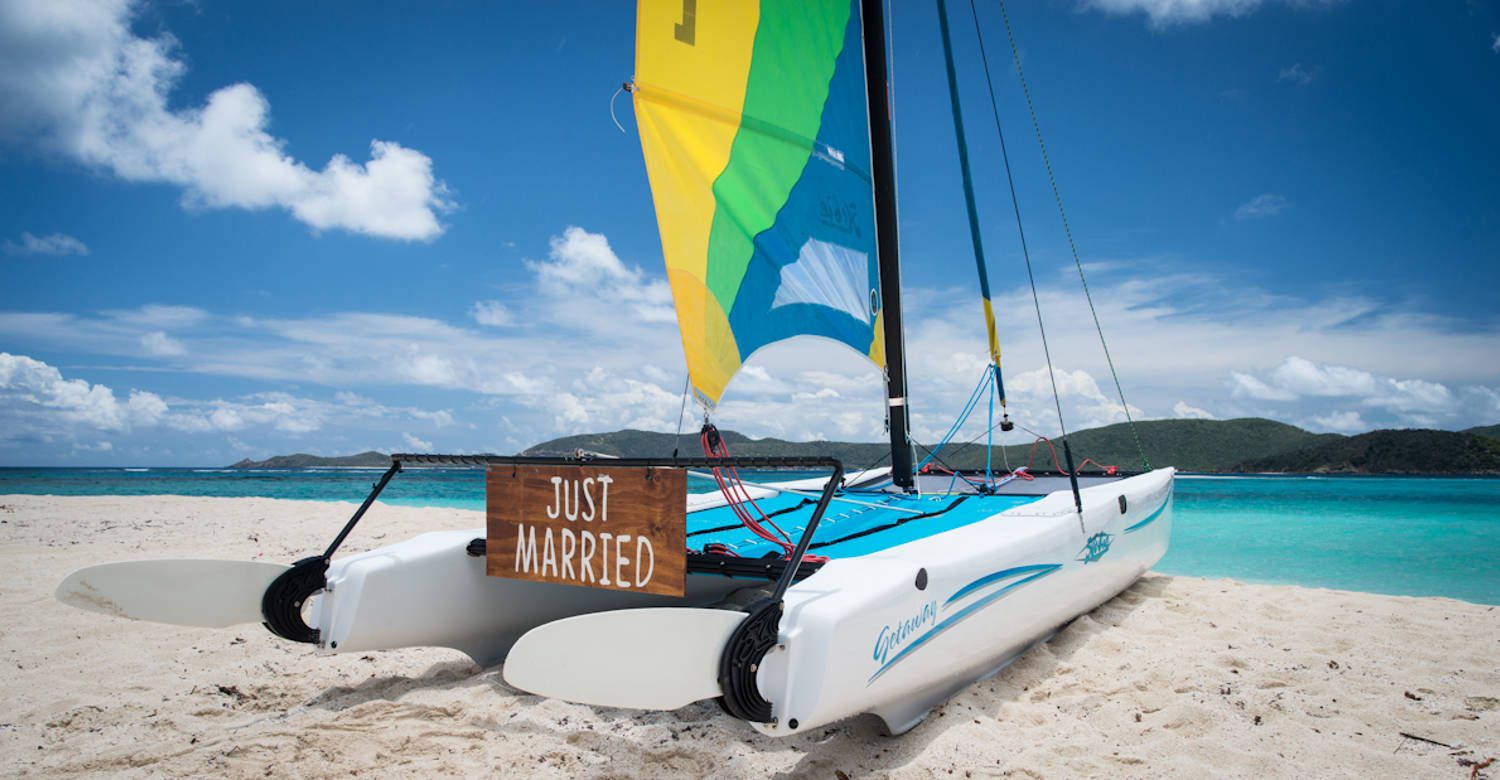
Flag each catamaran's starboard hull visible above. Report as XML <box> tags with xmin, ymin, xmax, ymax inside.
<box><xmin>750</xmin><ymin>467</ymin><xmax>1173</xmax><ymax>736</ymax></box>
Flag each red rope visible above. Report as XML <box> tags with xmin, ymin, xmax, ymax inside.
<box><xmin>701</xmin><ymin>428</ymin><xmax>796</xmax><ymax>556</ymax></box>
<box><xmin>700</xmin><ymin>426</ymin><xmax>827</xmax><ymax>563</ymax></box>
<box><xmin>1024</xmin><ymin>436</ymin><xmax>1117</xmax><ymax>476</ymax></box>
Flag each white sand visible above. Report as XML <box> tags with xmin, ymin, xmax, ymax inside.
<box><xmin>1</xmin><ymin>494</ymin><xmax>1496</xmax><ymax>778</ymax></box>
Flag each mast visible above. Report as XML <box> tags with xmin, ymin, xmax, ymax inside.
<box><xmin>860</xmin><ymin>0</ymin><xmax>915</xmax><ymax>490</ymax></box>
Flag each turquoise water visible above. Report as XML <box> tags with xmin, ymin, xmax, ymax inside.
<box><xmin>1157</xmin><ymin>475</ymin><xmax>1500</xmax><ymax>605</ymax></box>
<box><xmin>3</xmin><ymin>468</ymin><xmax>1496</xmax><ymax>605</ymax></box>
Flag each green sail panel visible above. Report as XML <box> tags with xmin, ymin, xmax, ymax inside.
<box><xmin>634</xmin><ymin>0</ymin><xmax>882</xmax><ymax>406</ymax></box>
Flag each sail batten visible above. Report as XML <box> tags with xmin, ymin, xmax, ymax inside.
<box><xmin>635</xmin><ymin>0</ymin><xmax>882</xmax><ymax>407</ymax></box>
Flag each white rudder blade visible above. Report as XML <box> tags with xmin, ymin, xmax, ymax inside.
<box><xmin>503</xmin><ymin>607</ymin><xmax>746</xmax><ymax>710</ymax></box>
<box><xmin>56</xmin><ymin>559</ymin><xmax>291</xmax><ymax>628</ymax></box>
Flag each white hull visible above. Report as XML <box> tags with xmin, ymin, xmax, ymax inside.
<box><xmin>751</xmin><ymin>468</ymin><xmax>1174</xmax><ymax>735</ymax></box>
<box><xmin>310</xmin><ymin>530</ymin><xmax>748</xmax><ymax>664</ymax></box>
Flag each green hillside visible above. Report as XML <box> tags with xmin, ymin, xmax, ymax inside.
<box><xmin>1464</xmin><ymin>424</ymin><xmax>1500</xmax><ymax>441</ymax></box>
<box><xmin>522</xmin><ymin>418</ymin><xmax>1343</xmax><ymax>474</ymax></box>
<box><xmin>1230</xmin><ymin>429</ymin><xmax>1500</xmax><ymax>474</ymax></box>
<box><xmin>930</xmin><ymin>418</ymin><xmax>1341</xmax><ymax>473</ymax></box>
<box><xmin>522</xmin><ymin>429</ymin><xmax>890</xmax><ymax>468</ymax></box>
<box><xmin>228</xmin><ymin>450</ymin><xmax>389</xmax><ymax>468</ymax></box>
<box><xmin>235</xmin><ymin>419</ymin><xmax>1500</xmax><ymax>474</ymax></box>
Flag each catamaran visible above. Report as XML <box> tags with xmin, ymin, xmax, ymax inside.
<box><xmin>57</xmin><ymin>0</ymin><xmax>1173</xmax><ymax>736</ymax></box>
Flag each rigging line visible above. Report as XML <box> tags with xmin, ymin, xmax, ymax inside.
<box><xmin>991</xmin><ymin>0</ymin><xmax>1150</xmax><ymax>470</ymax></box>
<box><xmin>671</xmin><ymin>374</ymin><xmax>691</xmax><ymax>458</ymax></box>
<box><xmin>965</xmin><ymin>0</ymin><xmax>1069</xmax><ymax>448</ymax></box>
<box><xmin>916</xmin><ymin>364</ymin><xmax>992</xmax><ymax>470</ymax></box>
<box><xmin>934</xmin><ymin>405</ymin><xmax>1040</xmax><ymax>472</ymax></box>
<box><xmin>911</xmin><ymin>442</ymin><xmax>982</xmax><ymax>490</ymax></box>
<box><xmin>851</xmin><ymin>444</ymin><xmax>893</xmax><ymax>480</ymax></box>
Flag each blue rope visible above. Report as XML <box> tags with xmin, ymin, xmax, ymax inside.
<box><xmin>917</xmin><ymin>365</ymin><xmax>994</xmax><ymax>472</ymax></box>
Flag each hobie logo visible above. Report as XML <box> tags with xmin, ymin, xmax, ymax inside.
<box><xmin>1078</xmin><ymin>532</ymin><xmax>1112</xmax><ymax>564</ymax></box>
<box><xmin>872</xmin><ymin>600</ymin><xmax>938</xmax><ymax>666</ymax></box>
<box><xmin>819</xmin><ymin>195</ymin><xmax>860</xmax><ymax>236</ymax></box>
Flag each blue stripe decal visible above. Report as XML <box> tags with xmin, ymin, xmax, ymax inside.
<box><xmin>868</xmin><ymin>564</ymin><xmax>1060</xmax><ymax>684</ymax></box>
<box><xmin>943</xmin><ymin>564</ymin><xmax>1061</xmax><ymax>607</ymax></box>
<box><xmin>1122</xmin><ymin>499</ymin><xmax>1168</xmax><ymax>534</ymax></box>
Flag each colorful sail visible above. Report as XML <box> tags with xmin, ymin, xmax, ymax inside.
<box><xmin>634</xmin><ymin>0</ymin><xmax>882</xmax><ymax>407</ymax></box>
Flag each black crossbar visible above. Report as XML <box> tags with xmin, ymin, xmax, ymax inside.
<box><xmin>314</xmin><ymin>452</ymin><xmax>847</xmax><ymax>603</ymax></box>
<box><xmin>391</xmin><ymin>452</ymin><xmax>842</xmax><ymax>470</ymax></box>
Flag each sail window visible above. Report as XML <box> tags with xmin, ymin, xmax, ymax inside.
<box><xmin>770</xmin><ymin>238</ymin><xmax>872</xmax><ymax>324</ymax></box>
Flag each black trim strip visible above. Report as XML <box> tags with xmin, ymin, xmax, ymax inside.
<box><xmin>808</xmin><ymin>495</ymin><xmax>970</xmax><ymax>550</ymax></box>
<box><xmin>685</xmin><ymin>497</ymin><xmax>817</xmax><ymax>538</ymax></box>
<box><xmin>686</xmin><ymin>551</ymin><xmax>825</xmax><ymax>581</ymax></box>
<box><xmin>461</xmin><ymin>541</ymin><xmax>828</xmax><ymax>582</ymax></box>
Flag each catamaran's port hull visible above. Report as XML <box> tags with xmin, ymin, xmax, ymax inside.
<box><xmin>309</xmin><ymin>532</ymin><xmax>750</xmax><ymax>665</ymax></box>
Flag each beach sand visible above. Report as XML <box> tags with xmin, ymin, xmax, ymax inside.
<box><xmin>1</xmin><ymin>494</ymin><xmax>1495</xmax><ymax>778</ymax></box>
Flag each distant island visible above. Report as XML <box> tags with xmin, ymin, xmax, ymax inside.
<box><xmin>228</xmin><ymin>418</ymin><xmax>1500</xmax><ymax>474</ymax></box>
<box><xmin>228</xmin><ymin>450</ymin><xmax>390</xmax><ymax>469</ymax></box>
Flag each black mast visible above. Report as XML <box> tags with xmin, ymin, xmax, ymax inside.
<box><xmin>860</xmin><ymin>0</ymin><xmax>914</xmax><ymax>490</ymax></box>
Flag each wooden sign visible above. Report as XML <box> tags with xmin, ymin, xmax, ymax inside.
<box><xmin>486</xmin><ymin>465</ymin><xmax>686</xmax><ymax>596</ymax></box>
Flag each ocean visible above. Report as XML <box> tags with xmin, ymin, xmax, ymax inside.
<box><xmin>3</xmin><ymin>468</ymin><xmax>1496</xmax><ymax>605</ymax></box>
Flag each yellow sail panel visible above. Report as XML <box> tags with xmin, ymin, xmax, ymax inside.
<box><xmin>634</xmin><ymin>1</ymin><xmax>760</xmax><ymax>284</ymax></box>
<box><xmin>665</xmin><ymin>269</ymin><xmax>739</xmax><ymax>403</ymax></box>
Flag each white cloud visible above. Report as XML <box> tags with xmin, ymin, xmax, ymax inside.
<box><xmin>1005</xmin><ymin>366</ymin><xmax>1143</xmax><ymax>433</ymax></box>
<box><xmin>0</xmin><ymin>351</ymin><xmax>164</xmax><ymax>434</ymax></box>
<box><xmin>140</xmin><ymin>330</ymin><xmax>185</xmax><ymax>356</ymax></box>
<box><xmin>1307</xmin><ymin>409</ymin><xmax>1365</xmax><ymax>434</ymax></box>
<box><xmin>5</xmin><ymin>222</ymin><xmax>1500</xmax><ymax>462</ymax></box>
<box><xmin>1226</xmin><ymin>356</ymin><xmax>1490</xmax><ymax>431</ymax></box>
<box><xmin>209</xmin><ymin>406</ymin><xmax>246</xmax><ymax>432</ymax></box>
<box><xmin>1230</xmin><ymin>371</ymin><xmax>1297</xmax><ymax>401</ymax></box>
<box><xmin>526</xmin><ymin>226</ymin><xmax>675</xmax><ymax>323</ymax></box>
<box><xmin>127</xmin><ymin>390</ymin><xmax>166</xmax><ymax>426</ymax></box>
<box><xmin>1269</xmin><ymin>356</ymin><xmax>1377</xmax><ymax>396</ymax></box>
<box><xmin>1082</xmin><ymin>0</ymin><xmax>1338</xmax><ymax>27</ymax></box>
<box><xmin>412</xmin><ymin>409</ymin><xmax>455</xmax><ymax>427</ymax></box>
<box><xmin>0</xmin><ymin>0</ymin><xmax>451</xmax><ymax>240</ymax></box>
<box><xmin>108</xmin><ymin>304</ymin><xmax>208</xmax><ymax>329</ymax></box>
<box><xmin>1173</xmin><ymin>401</ymin><xmax>1215</xmax><ymax>419</ymax></box>
<box><xmin>1235</xmin><ymin>193</ymin><xmax>1288</xmax><ymax>220</ymax></box>
<box><xmin>401</xmin><ymin>432</ymin><xmax>433</xmax><ymax>452</ymax></box>
<box><xmin>3</xmin><ymin>231</ymin><xmax>88</xmax><ymax>256</ymax></box>
<box><xmin>1277</xmin><ymin>63</ymin><xmax>1318</xmax><ymax>85</ymax></box>
<box><xmin>522</xmin><ymin>369</ymin><xmax>686</xmax><ymax>434</ymax></box>
<box><xmin>470</xmin><ymin>300</ymin><xmax>514</xmax><ymax>327</ymax></box>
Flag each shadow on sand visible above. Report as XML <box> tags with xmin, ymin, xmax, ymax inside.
<box><xmin>289</xmin><ymin>574</ymin><xmax>1174</xmax><ymax>777</ymax></box>
<box><xmin>758</xmin><ymin>574</ymin><xmax>1174</xmax><ymax>778</ymax></box>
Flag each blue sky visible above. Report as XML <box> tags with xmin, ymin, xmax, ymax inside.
<box><xmin>2</xmin><ymin>0</ymin><xmax>1498</xmax><ymax>466</ymax></box>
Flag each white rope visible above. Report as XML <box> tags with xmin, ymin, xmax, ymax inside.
<box><xmin>609</xmin><ymin>84</ymin><xmax>628</xmax><ymax>133</ymax></box>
